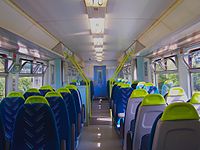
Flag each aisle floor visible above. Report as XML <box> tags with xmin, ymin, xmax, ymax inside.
<box><xmin>78</xmin><ymin>99</ymin><xmax>122</xmax><ymax>150</ymax></box>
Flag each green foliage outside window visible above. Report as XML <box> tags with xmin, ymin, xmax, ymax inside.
<box><xmin>0</xmin><ymin>78</ymin><xmax>5</xmax><ymax>98</ymax></box>
<box><xmin>18</xmin><ymin>77</ymin><xmax>32</xmax><ymax>93</ymax></box>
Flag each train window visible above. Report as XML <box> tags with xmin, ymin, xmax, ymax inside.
<box><xmin>0</xmin><ymin>77</ymin><xmax>5</xmax><ymax>99</ymax></box>
<box><xmin>153</xmin><ymin>56</ymin><xmax>179</xmax><ymax>92</ymax></box>
<box><xmin>191</xmin><ymin>72</ymin><xmax>200</xmax><ymax>92</ymax></box>
<box><xmin>18</xmin><ymin>76</ymin><xmax>43</xmax><ymax>92</ymax></box>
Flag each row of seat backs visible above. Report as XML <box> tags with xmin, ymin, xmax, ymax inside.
<box><xmin>150</xmin><ymin>102</ymin><xmax>200</xmax><ymax>150</ymax></box>
<box><xmin>0</xmin><ymin>91</ymin><xmax>72</xmax><ymax>150</ymax></box>
<box><xmin>135</xmin><ymin>82</ymin><xmax>159</xmax><ymax>94</ymax></box>
<box><xmin>0</xmin><ymin>85</ymin><xmax>82</xmax><ymax>150</ymax></box>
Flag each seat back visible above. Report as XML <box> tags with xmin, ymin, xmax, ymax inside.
<box><xmin>0</xmin><ymin>92</ymin><xmax>25</xmax><ymax>142</ymax></box>
<box><xmin>131</xmin><ymin>81</ymin><xmax>139</xmax><ymax>90</ymax></box>
<box><xmin>151</xmin><ymin>103</ymin><xmax>200</xmax><ymax>150</ymax></box>
<box><xmin>11</xmin><ymin>96</ymin><xmax>60</xmax><ymax>150</ymax></box>
<box><xmin>123</xmin><ymin>89</ymin><xmax>148</xmax><ymax>150</ymax></box>
<box><xmin>39</xmin><ymin>85</ymin><xmax>53</xmax><ymax>96</ymax></box>
<box><xmin>136</xmin><ymin>82</ymin><xmax>146</xmax><ymax>89</ymax></box>
<box><xmin>132</xmin><ymin>94</ymin><xmax>166</xmax><ymax>150</ymax></box>
<box><xmin>0</xmin><ymin>114</ymin><xmax>5</xmax><ymax>150</ymax></box>
<box><xmin>45</xmin><ymin>91</ymin><xmax>71</xmax><ymax>150</ymax></box>
<box><xmin>23</xmin><ymin>88</ymin><xmax>41</xmax><ymax>99</ymax></box>
<box><xmin>189</xmin><ymin>92</ymin><xmax>200</xmax><ymax>114</ymax></box>
<box><xmin>166</xmin><ymin>87</ymin><xmax>188</xmax><ymax>104</ymax></box>
<box><xmin>57</xmin><ymin>88</ymin><xmax>78</xmax><ymax>138</ymax></box>
<box><xmin>115</xmin><ymin>86</ymin><xmax>133</xmax><ymax>127</ymax></box>
<box><xmin>145</xmin><ymin>86</ymin><xmax>159</xmax><ymax>94</ymax></box>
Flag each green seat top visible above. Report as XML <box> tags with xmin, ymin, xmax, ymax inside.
<box><xmin>40</xmin><ymin>85</ymin><xmax>53</xmax><ymax>90</ymax></box>
<box><xmin>71</xmin><ymin>79</ymin><xmax>77</xmax><ymax>83</ymax></box>
<box><xmin>130</xmin><ymin>89</ymin><xmax>148</xmax><ymax>98</ymax></box>
<box><xmin>7</xmin><ymin>91</ymin><xmax>25</xmax><ymax>100</ymax></box>
<box><xmin>144</xmin><ymin>82</ymin><xmax>154</xmax><ymax>87</ymax></box>
<box><xmin>137</xmin><ymin>82</ymin><xmax>146</xmax><ymax>85</ymax></box>
<box><xmin>65</xmin><ymin>84</ymin><xmax>78</xmax><ymax>90</ymax></box>
<box><xmin>164</xmin><ymin>80</ymin><xmax>173</xmax><ymax>85</ymax></box>
<box><xmin>141</xmin><ymin>94</ymin><xmax>166</xmax><ymax>106</ymax></box>
<box><xmin>45</xmin><ymin>91</ymin><xmax>63</xmax><ymax>98</ymax></box>
<box><xmin>190</xmin><ymin>92</ymin><xmax>200</xmax><ymax>104</ymax></box>
<box><xmin>168</xmin><ymin>87</ymin><xmax>185</xmax><ymax>96</ymax></box>
<box><xmin>120</xmin><ymin>84</ymin><xmax>131</xmax><ymax>88</ymax></box>
<box><xmin>161</xmin><ymin>103</ymin><xmax>199</xmax><ymax>121</ymax></box>
<box><xmin>56</xmin><ymin>87</ymin><xmax>71</xmax><ymax>94</ymax></box>
<box><xmin>132</xmin><ymin>81</ymin><xmax>139</xmax><ymax>84</ymax></box>
<box><xmin>25</xmin><ymin>96</ymin><xmax>49</xmax><ymax>106</ymax></box>
<box><xmin>26</xmin><ymin>88</ymin><xmax>40</xmax><ymax>93</ymax></box>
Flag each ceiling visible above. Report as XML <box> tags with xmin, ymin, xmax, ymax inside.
<box><xmin>11</xmin><ymin>0</ymin><xmax>175</xmax><ymax>61</ymax></box>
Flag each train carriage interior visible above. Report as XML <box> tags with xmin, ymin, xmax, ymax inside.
<box><xmin>1</xmin><ymin>0</ymin><xmax>200</xmax><ymax>150</ymax></box>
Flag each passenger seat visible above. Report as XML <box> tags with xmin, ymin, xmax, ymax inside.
<box><xmin>150</xmin><ymin>103</ymin><xmax>200</xmax><ymax>150</ymax></box>
<box><xmin>166</xmin><ymin>87</ymin><xmax>188</xmax><ymax>104</ymax></box>
<box><xmin>132</xmin><ymin>94</ymin><xmax>166</xmax><ymax>150</ymax></box>
<box><xmin>123</xmin><ymin>89</ymin><xmax>148</xmax><ymax>150</ymax></box>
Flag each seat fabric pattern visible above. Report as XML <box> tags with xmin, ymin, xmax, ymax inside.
<box><xmin>11</xmin><ymin>103</ymin><xmax>60</xmax><ymax>150</ymax></box>
<box><xmin>0</xmin><ymin>97</ymin><xmax>24</xmax><ymax>141</ymax></box>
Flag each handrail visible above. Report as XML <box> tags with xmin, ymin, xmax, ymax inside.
<box><xmin>64</xmin><ymin>52</ymin><xmax>91</xmax><ymax>125</ymax></box>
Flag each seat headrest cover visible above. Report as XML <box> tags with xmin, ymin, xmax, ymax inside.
<box><xmin>132</xmin><ymin>81</ymin><xmax>139</xmax><ymax>84</ymax></box>
<box><xmin>26</xmin><ymin>88</ymin><xmax>40</xmax><ymax>93</ymax></box>
<box><xmin>71</xmin><ymin>79</ymin><xmax>77</xmax><ymax>83</ymax></box>
<box><xmin>56</xmin><ymin>88</ymin><xmax>71</xmax><ymax>94</ymax></box>
<box><xmin>25</xmin><ymin>96</ymin><xmax>50</xmax><ymax>106</ymax></box>
<box><xmin>40</xmin><ymin>85</ymin><xmax>53</xmax><ymax>90</ymax></box>
<box><xmin>45</xmin><ymin>91</ymin><xmax>63</xmax><ymax>98</ymax></box>
<box><xmin>144</xmin><ymin>82</ymin><xmax>154</xmax><ymax>87</ymax></box>
<box><xmin>65</xmin><ymin>84</ymin><xmax>78</xmax><ymax>90</ymax></box>
<box><xmin>7</xmin><ymin>92</ymin><xmax>25</xmax><ymax>100</ymax></box>
<box><xmin>137</xmin><ymin>82</ymin><xmax>146</xmax><ymax>86</ymax></box>
<box><xmin>161</xmin><ymin>103</ymin><xmax>199</xmax><ymax>121</ymax></box>
<box><xmin>190</xmin><ymin>92</ymin><xmax>200</xmax><ymax>104</ymax></box>
<box><xmin>120</xmin><ymin>84</ymin><xmax>131</xmax><ymax>88</ymax></box>
<box><xmin>168</xmin><ymin>87</ymin><xmax>185</xmax><ymax>96</ymax></box>
<box><xmin>130</xmin><ymin>89</ymin><xmax>148</xmax><ymax>98</ymax></box>
<box><xmin>141</xmin><ymin>94</ymin><xmax>165</xmax><ymax>106</ymax></box>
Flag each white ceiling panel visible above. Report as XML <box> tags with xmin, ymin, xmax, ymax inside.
<box><xmin>11</xmin><ymin>0</ymin><xmax>175</xmax><ymax>61</ymax></box>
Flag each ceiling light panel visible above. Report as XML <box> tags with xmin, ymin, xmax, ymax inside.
<box><xmin>85</xmin><ymin>0</ymin><xmax>108</xmax><ymax>7</ymax></box>
<box><xmin>94</xmin><ymin>37</ymin><xmax>103</xmax><ymax>46</ymax></box>
<box><xmin>90</xmin><ymin>18</ymin><xmax>105</xmax><ymax>34</ymax></box>
<box><xmin>95</xmin><ymin>47</ymin><xmax>103</xmax><ymax>52</ymax></box>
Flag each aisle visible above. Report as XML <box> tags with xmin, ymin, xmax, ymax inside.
<box><xmin>78</xmin><ymin>99</ymin><xmax>122</xmax><ymax>150</ymax></box>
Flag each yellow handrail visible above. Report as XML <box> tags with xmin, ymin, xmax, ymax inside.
<box><xmin>64</xmin><ymin>52</ymin><xmax>91</xmax><ymax>125</ymax></box>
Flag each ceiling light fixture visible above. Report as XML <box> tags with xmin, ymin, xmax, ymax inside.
<box><xmin>90</xmin><ymin>18</ymin><xmax>105</xmax><ymax>34</ymax></box>
<box><xmin>96</xmin><ymin>53</ymin><xmax>103</xmax><ymax>57</ymax></box>
<box><xmin>95</xmin><ymin>47</ymin><xmax>103</xmax><ymax>52</ymax></box>
<box><xmin>85</xmin><ymin>0</ymin><xmax>108</xmax><ymax>7</ymax></box>
<box><xmin>94</xmin><ymin>38</ymin><xmax>103</xmax><ymax>46</ymax></box>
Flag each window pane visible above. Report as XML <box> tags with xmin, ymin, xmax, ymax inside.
<box><xmin>18</xmin><ymin>76</ymin><xmax>43</xmax><ymax>93</ymax></box>
<box><xmin>191</xmin><ymin>72</ymin><xmax>200</xmax><ymax>92</ymax></box>
<box><xmin>0</xmin><ymin>77</ymin><xmax>5</xmax><ymax>99</ymax></box>
<box><xmin>20</xmin><ymin>61</ymin><xmax>32</xmax><ymax>74</ymax></box>
<box><xmin>192</xmin><ymin>53</ymin><xmax>200</xmax><ymax>68</ymax></box>
<box><xmin>156</xmin><ymin>73</ymin><xmax>179</xmax><ymax>92</ymax></box>
<box><xmin>166</xmin><ymin>57</ymin><xmax>177</xmax><ymax>70</ymax></box>
<box><xmin>0</xmin><ymin>58</ymin><xmax>5</xmax><ymax>72</ymax></box>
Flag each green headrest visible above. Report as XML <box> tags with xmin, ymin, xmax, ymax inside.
<box><xmin>120</xmin><ymin>84</ymin><xmax>131</xmax><ymax>88</ymax></box>
<box><xmin>7</xmin><ymin>92</ymin><xmax>25</xmax><ymax>100</ymax></box>
<box><xmin>71</xmin><ymin>79</ymin><xmax>77</xmax><ymax>83</ymax></box>
<box><xmin>161</xmin><ymin>103</ymin><xmax>199</xmax><ymax>121</ymax></box>
<box><xmin>190</xmin><ymin>92</ymin><xmax>200</xmax><ymax>104</ymax></box>
<box><xmin>164</xmin><ymin>80</ymin><xmax>173</xmax><ymax>85</ymax></box>
<box><xmin>117</xmin><ymin>83</ymin><xmax>124</xmax><ymax>87</ymax></box>
<box><xmin>141</xmin><ymin>94</ymin><xmax>166</xmax><ymax>106</ymax></box>
<box><xmin>25</xmin><ymin>96</ymin><xmax>49</xmax><ymax>106</ymax></box>
<box><xmin>144</xmin><ymin>82</ymin><xmax>154</xmax><ymax>87</ymax></box>
<box><xmin>65</xmin><ymin>84</ymin><xmax>78</xmax><ymax>90</ymax></box>
<box><xmin>130</xmin><ymin>89</ymin><xmax>148</xmax><ymax>98</ymax></box>
<box><xmin>40</xmin><ymin>85</ymin><xmax>53</xmax><ymax>91</ymax></box>
<box><xmin>132</xmin><ymin>81</ymin><xmax>139</xmax><ymax>84</ymax></box>
<box><xmin>56</xmin><ymin>88</ymin><xmax>71</xmax><ymax>94</ymax></box>
<box><xmin>45</xmin><ymin>91</ymin><xmax>63</xmax><ymax>98</ymax></box>
<box><xmin>137</xmin><ymin>82</ymin><xmax>145</xmax><ymax>85</ymax></box>
<box><xmin>168</xmin><ymin>87</ymin><xmax>184</xmax><ymax>96</ymax></box>
<box><xmin>26</xmin><ymin>88</ymin><xmax>40</xmax><ymax>93</ymax></box>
